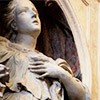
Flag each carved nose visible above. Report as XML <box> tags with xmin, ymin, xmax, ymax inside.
<box><xmin>31</xmin><ymin>14</ymin><xmax>36</xmax><ymax>18</ymax></box>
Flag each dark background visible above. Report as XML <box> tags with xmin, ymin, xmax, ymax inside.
<box><xmin>0</xmin><ymin>0</ymin><xmax>82</xmax><ymax>80</ymax></box>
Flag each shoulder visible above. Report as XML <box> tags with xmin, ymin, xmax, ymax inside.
<box><xmin>0</xmin><ymin>36</ymin><xmax>10</xmax><ymax>42</ymax></box>
<box><xmin>0</xmin><ymin>36</ymin><xmax>28</xmax><ymax>63</ymax></box>
<box><xmin>0</xmin><ymin>36</ymin><xmax>10</xmax><ymax>49</ymax></box>
<box><xmin>0</xmin><ymin>36</ymin><xmax>27</xmax><ymax>53</ymax></box>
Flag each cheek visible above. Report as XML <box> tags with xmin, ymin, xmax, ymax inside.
<box><xmin>16</xmin><ymin>16</ymin><xmax>31</xmax><ymax>30</ymax></box>
<box><xmin>17</xmin><ymin>16</ymin><xmax>28</xmax><ymax>25</ymax></box>
<box><xmin>15</xmin><ymin>14</ymin><xmax>41</xmax><ymax>34</ymax></box>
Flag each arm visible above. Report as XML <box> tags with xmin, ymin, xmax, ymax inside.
<box><xmin>55</xmin><ymin>58</ymin><xmax>88</xmax><ymax>100</ymax></box>
<box><xmin>57</xmin><ymin>67</ymin><xmax>86</xmax><ymax>100</ymax></box>
<box><xmin>29</xmin><ymin>56</ymin><xmax>90</xmax><ymax>100</ymax></box>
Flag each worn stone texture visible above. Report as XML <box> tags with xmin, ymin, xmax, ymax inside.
<box><xmin>66</xmin><ymin>0</ymin><xmax>99</xmax><ymax>100</ymax></box>
<box><xmin>0</xmin><ymin>0</ymin><xmax>99</xmax><ymax>100</ymax></box>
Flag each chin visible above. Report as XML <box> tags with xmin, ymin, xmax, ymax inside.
<box><xmin>32</xmin><ymin>26</ymin><xmax>41</xmax><ymax>33</ymax></box>
<box><xmin>30</xmin><ymin>28</ymin><xmax>41</xmax><ymax>38</ymax></box>
<box><xmin>33</xmin><ymin>28</ymin><xmax>41</xmax><ymax>33</ymax></box>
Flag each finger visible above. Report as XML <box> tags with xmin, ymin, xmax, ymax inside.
<box><xmin>56</xmin><ymin>58</ymin><xmax>67</xmax><ymax>65</ymax></box>
<box><xmin>0</xmin><ymin>65</ymin><xmax>6</xmax><ymax>71</ymax></box>
<box><xmin>0</xmin><ymin>92</ymin><xmax>3</xmax><ymax>97</ymax></box>
<box><xmin>0</xmin><ymin>74</ymin><xmax>6</xmax><ymax>78</ymax></box>
<box><xmin>30</xmin><ymin>69</ymin><xmax>47</xmax><ymax>73</ymax></box>
<box><xmin>33</xmin><ymin>57</ymin><xmax>49</xmax><ymax>62</ymax></box>
<box><xmin>0</xmin><ymin>82</ymin><xmax>6</xmax><ymax>88</ymax></box>
<box><xmin>0</xmin><ymin>67</ymin><xmax>5</xmax><ymax>71</ymax></box>
<box><xmin>0</xmin><ymin>65</ymin><xmax>9</xmax><ymax>71</ymax></box>
<box><xmin>0</xmin><ymin>72</ymin><xmax>9</xmax><ymax>78</ymax></box>
<box><xmin>36</xmin><ymin>73</ymin><xmax>48</xmax><ymax>79</ymax></box>
<box><xmin>28</xmin><ymin>65</ymin><xmax>45</xmax><ymax>69</ymax></box>
<box><xmin>30</xmin><ymin>61</ymin><xmax>44</xmax><ymax>66</ymax></box>
<box><xmin>0</xmin><ymin>64</ymin><xmax>6</xmax><ymax>67</ymax></box>
<box><xmin>5</xmin><ymin>67</ymin><xmax>9</xmax><ymax>70</ymax></box>
<box><xmin>0</xmin><ymin>68</ymin><xmax>9</xmax><ymax>72</ymax></box>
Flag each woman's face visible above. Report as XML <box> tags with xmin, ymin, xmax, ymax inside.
<box><xmin>14</xmin><ymin>0</ymin><xmax>41</xmax><ymax>38</ymax></box>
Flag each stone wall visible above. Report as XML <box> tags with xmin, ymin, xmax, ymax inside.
<box><xmin>60</xmin><ymin>0</ymin><xmax>99</xmax><ymax>99</ymax></box>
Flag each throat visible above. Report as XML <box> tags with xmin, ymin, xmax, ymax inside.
<box><xmin>15</xmin><ymin>33</ymin><xmax>37</xmax><ymax>50</ymax></box>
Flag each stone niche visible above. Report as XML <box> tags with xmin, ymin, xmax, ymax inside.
<box><xmin>54</xmin><ymin>0</ymin><xmax>99</xmax><ymax>100</ymax></box>
<box><xmin>0</xmin><ymin>0</ymin><xmax>100</xmax><ymax>100</ymax></box>
<box><xmin>0</xmin><ymin>0</ymin><xmax>81</xmax><ymax>80</ymax></box>
<box><xmin>33</xmin><ymin>0</ymin><xmax>100</xmax><ymax>100</ymax></box>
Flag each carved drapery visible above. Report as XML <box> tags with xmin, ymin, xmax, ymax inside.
<box><xmin>0</xmin><ymin>0</ymin><xmax>100</xmax><ymax>100</ymax></box>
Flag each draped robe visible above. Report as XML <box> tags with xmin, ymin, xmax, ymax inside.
<box><xmin>0</xmin><ymin>36</ymin><xmax>90</xmax><ymax>100</ymax></box>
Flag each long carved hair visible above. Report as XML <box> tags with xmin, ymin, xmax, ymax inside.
<box><xmin>0</xmin><ymin>0</ymin><xmax>33</xmax><ymax>41</ymax></box>
<box><xmin>0</xmin><ymin>0</ymin><xmax>18</xmax><ymax>40</ymax></box>
<box><xmin>0</xmin><ymin>0</ymin><xmax>82</xmax><ymax>80</ymax></box>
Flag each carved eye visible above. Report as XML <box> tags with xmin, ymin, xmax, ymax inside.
<box><xmin>18</xmin><ymin>7</ymin><xmax>28</xmax><ymax>15</ymax></box>
<box><xmin>19</xmin><ymin>10</ymin><xmax>27</xmax><ymax>14</ymax></box>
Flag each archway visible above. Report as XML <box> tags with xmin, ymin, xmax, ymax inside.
<box><xmin>33</xmin><ymin>0</ymin><xmax>92</xmax><ymax>92</ymax></box>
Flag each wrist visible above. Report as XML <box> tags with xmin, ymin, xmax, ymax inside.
<box><xmin>57</xmin><ymin>67</ymin><xmax>72</xmax><ymax>82</ymax></box>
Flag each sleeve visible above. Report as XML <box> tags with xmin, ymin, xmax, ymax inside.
<box><xmin>73</xmin><ymin>77</ymin><xmax>91</xmax><ymax>100</ymax></box>
<box><xmin>5</xmin><ymin>52</ymin><xmax>29</xmax><ymax>91</ymax></box>
<box><xmin>83</xmin><ymin>85</ymin><xmax>91</xmax><ymax>100</ymax></box>
<box><xmin>56</xmin><ymin>58</ymin><xmax>91</xmax><ymax>100</ymax></box>
<box><xmin>0</xmin><ymin>40</ymin><xmax>14</xmax><ymax>63</ymax></box>
<box><xmin>55</xmin><ymin>58</ymin><xmax>73</xmax><ymax>75</ymax></box>
<box><xmin>0</xmin><ymin>37</ymin><xmax>29</xmax><ymax>91</ymax></box>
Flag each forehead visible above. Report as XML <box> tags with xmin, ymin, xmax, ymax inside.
<box><xmin>16</xmin><ymin>0</ymin><xmax>37</xmax><ymax>11</ymax></box>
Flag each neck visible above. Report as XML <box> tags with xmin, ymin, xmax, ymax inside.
<box><xmin>15</xmin><ymin>33</ymin><xmax>37</xmax><ymax>50</ymax></box>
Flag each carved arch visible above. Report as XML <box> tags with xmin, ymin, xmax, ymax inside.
<box><xmin>32</xmin><ymin>0</ymin><xmax>92</xmax><ymax>92</ymax></box>
<box><xmin>0</xmin><ymin>0</ymin><xmax>92</xmax><ymax>93</ymax></box>
<box><xmin>54</xmin><ymin>0</ymin><xmax>92</xmax><ymax>92</ymax></box>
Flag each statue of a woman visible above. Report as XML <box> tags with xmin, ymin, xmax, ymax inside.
<box><xmin>0</xmin><ymin>0</ymin><xmax>90</xmax><ymax>99</ymax></box>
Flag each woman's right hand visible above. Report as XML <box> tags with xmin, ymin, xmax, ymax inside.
<box><xmin>0</xmin><ymin>64</ymin><xmax>9</xmax><ymax>97</ymax></box>
<box><xmin>0</xmin><ymin>64</ymin><xmax>9</xmax><ymax>79</ymax></box>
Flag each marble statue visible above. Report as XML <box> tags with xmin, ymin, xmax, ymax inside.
<box><xmin>0</xmin><ymin>0</ymin><xmax>90</xmax><ymax>99</ymax></box>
